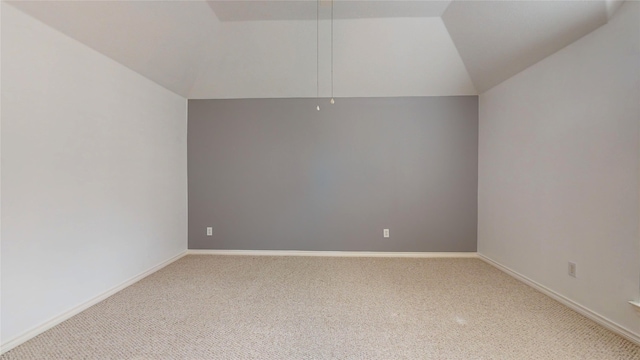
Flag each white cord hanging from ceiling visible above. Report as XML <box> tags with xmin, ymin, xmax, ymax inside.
<box><xmin>316</xmin><ymin>0</ymin><xmax>335</xmax><ymax>111</ymax></box>
<box><xmin>330</xmin><ymin>0</ymin><xmax>335</xmax><ymax>105</ymax></box>
<box><xmin>316</xmin><ymin>0</ymin><xmax>320</xmax><ymax>111</ymax></box>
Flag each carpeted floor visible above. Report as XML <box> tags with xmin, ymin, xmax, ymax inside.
<box><xmin>2</xmin><ymin>255</ymin><xmax>639</xmax><ymax>359</ymax></box>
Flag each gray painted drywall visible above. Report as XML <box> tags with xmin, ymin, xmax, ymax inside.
<box><xmin>188</xmin><ymin>97</ymin><xmax>478</xmax><ymax>251</ymax></box>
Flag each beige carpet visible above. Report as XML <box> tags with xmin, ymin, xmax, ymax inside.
<box><xmin>2</xmin><ymin>255</ymin><xmax>638</xmax><ymax>359</ymax></box>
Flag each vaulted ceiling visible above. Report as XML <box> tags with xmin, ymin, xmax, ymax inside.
<box><xmin>6</xmin><ymin>0</ymin><xmax>621</xmax><ymax>98</ymax></box>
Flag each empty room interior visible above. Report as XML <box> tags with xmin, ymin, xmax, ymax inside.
<box><xmin>1</xmin><ymin>0</ymin><xmax>640</xmax><ymax>358</ymax></box>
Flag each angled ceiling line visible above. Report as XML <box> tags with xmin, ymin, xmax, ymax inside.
<box><xmin>7</xmin><ymin>0</ymin><xmax>613</xmax><ymax>99</ymax></box>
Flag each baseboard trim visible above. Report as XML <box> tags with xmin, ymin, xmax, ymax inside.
<box><xmin>187</xmin><ymin>249</ymin><xmax>478</xmax><ymax>258</ymax></box>
<box><xmin>0</xmin><ymin>250</ymin><xmax>188</xmax><ymax>354</ymax></box>
<box><xmin>478</xmin><ymin>253</ymin><xmax>640</xmax><ymax>346</ymax></box>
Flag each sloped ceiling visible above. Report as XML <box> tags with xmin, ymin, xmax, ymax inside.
<box><xmin>442</xmin><ymin>0</ymin><xmax>609</xmax><ymax>92</ymax></box>
<box><xmin>6</xmin><ymin>0</ymin><xmax>615</xmax><ymax>98</ymax></box>
<box><xmin>5</xmin><ymin>1</ymin><xmax>219</xmax><ymax>97</ymax></box>
<box><xmin>189</xmin><ymin>16</ymin><xmax>476</xmax><ymax>98</ymax></box>
<box><xmin>208</xmin><ymin>0</ymin><xmax>451</xmax><ymax>21</ymax></box>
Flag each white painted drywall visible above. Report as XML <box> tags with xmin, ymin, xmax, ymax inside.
<box><xmin>188</xmin><ymin>17</ymin><xmax>477</xmax><ymax>98</ymax></box>
<box><xmin>606</xmin><ymin>0</ymin><xmax>625</xmax><ymax>19</ymax></box>
<box><xmin>478</xmin><ymin>0</ymin><xmax>640</xmax><ymax>337</ymax></box>
<box><xmin>9</xmin><ymin>1</ymin><xmax>476</xmax><ymax>99</ymax></box>
<box><xmin>443</xmin><ymin>0</ymin><xmax>608</xmax><ymax>93</ymax></box>
<box><xmin>0</xmin><ymin>3</ymin><xmax>187</xmax><ymax>345</ymax></box>
<box><xmin>8</xmin><ymin>0</ymin><xmax>620</xmax><ymax>99</ymax></box>
<box><xmin>6</xmin><ymin>0</ymin><xmax>219</xmax><ymax>98</ymax></box>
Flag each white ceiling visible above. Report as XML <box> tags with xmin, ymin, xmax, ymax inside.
<box><xmin>5</xmin><ymin>1</ymin><xmax>617</xmax><ymax>98</ymax></box>
<box><xmin>208</xmin><ymin>1</ymin><xmax>452</xmax><ymax>21</ymax></box>
<box><xmin>442</xmin><ymin>0</ymin><xmax>609</xmax><ymax>92</ymax></box>
<box><xmin>6</xmin><ymin>1</ymin><xmax>218</xmax><ymax>97</ymax></box>
<box><xmin>189</xmin><ymin>17</ymin><xmax>476</xmax><ymax>98</ymax></box>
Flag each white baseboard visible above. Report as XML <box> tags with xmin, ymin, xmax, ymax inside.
<box><xmin>0</xmin><ymin>250</ymin><xmax>188</xmax><ymax>354</ymax></box>
<box><xmin>478</xmin><ymin>253</ymin><xmax>640</xmax><ymax>346</ymax></box>
<box><xmin>187</xmin><ymin>249</ymin><xmax>478</xmax><ymax>258</ymax></box>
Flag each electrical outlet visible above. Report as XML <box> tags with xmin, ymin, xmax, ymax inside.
<box><xmin>568</xmin><ymin>262</ymin><xmax>576</xmax><ymax>278</ymax></box>
<box><xmin>383</xmin><ymin>229</ymin><xmax>390</xmax><ymax>238</ymax></box>
<box><xmin>206</xmin><ymin>227</ymin><xmax>213</xmax><ymax>236</ymax></box>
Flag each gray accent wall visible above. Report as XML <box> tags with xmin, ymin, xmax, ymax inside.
<box><xmin>188</xmin><ymin>97</ymin><xmax>478</xmax><ymax>251</ymax></box>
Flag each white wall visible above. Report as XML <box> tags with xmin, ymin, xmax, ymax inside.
<box><xmin>1</xmin><ymin>3</ymin><xmax>187</xmax><ymax>346</ymax></box>
<box><xmin>188</xmin><ymin>17</ymin><xmax>476</xmax><ymax>99</ymax></box>
<box><xmin>478</xmin><ymin>0</ymin><xmax>639</xmax><ymax>338</ymax></box>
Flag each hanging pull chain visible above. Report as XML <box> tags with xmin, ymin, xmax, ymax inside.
<box><xmin>330</xmin><ymin>0</ymin><xmax>335</xmax><ymax>105</ymax></box>
<box><xmin>316</xmin><ymin>0</ymin><xmax>320</xmax><ymax>111</ymax></box>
